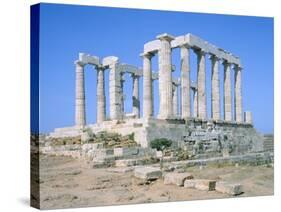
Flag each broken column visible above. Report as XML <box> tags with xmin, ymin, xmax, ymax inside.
<box><xmin>223</xmin><ymin>60</ymin><xmax>232</xmax><ymax>121</ymax></box>
<box><xmin>195</xmin><ymin>49</ymin><xmax>207</xmax><ymax>119</ymax></box>
<box><xmin>211</xmin><ymin>55</ymin><xmax>221</xmax><ymax>120</ymax></box>
<box><xmin>142</xmin><ymin>52</ymin><xmax>153</xmax><ymax>118</ymax></box>
<box><xmin>75</xmin><ymin>60</ymin><xmax>86</xmax><ymax>127</ymax></box>
<box><xmin>157</xmin><ymin>33</ymin><xmax>175</xmax><ymax>119</ymax></box>
<box><xmin>132</xmin><ymin>73</ymin><xmax>140</xmax><ymax>118</ymax></box>
<box><xmin>234</xmin><ymin>65</ymin><xmax>243</xmax><ymax>122</ymax></box>
<box><xmin>180</xmin><ymin>44</ymin><xmax>191</xmax><ymax>119</ymax></box>
<box><xmin>96</xmin><ymin>65</ymin><xmax>106</xmax><ymax>123</ymax></box>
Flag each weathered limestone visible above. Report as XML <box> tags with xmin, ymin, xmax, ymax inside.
<box><xmin>223</xmin><ymin>60</ymin><xmax>232</xmax><ymax>121</ymax></box>
<box><xmin>234</xmin><ymin>65</ymin><xmax>243</xmax><ymax>122</ymax></box>
<box><xmin>142</xmin><ymin>53</ymin><xmax>153</xmax><ymax>118</ymax></box>
<box><xmin>96</xmin><ymin>66</ymin><xmax>106</xmax><ymax>123</ymax></box>
<box><xmin>195</xmin><ymin>49</ymin><xmax>207</xmax><ymax>119</ymax></box>
<box><xmin>75</xmin><ymin>60</ymin><xmax>86</xmax><ymax>127</ymax></box>
<box><xmin>180</xmin><ymin>44</ymin><xmax>191</xmax><ymax>118</ymax></box>
<box><xmin>164</xmin><ymin>172</ymin><xmax>194</xmax><ymax>186</ymax></box>
<box><xmin>211</xmin><ymin>55</ymin><xmax>220</xmax><ymax>120</ymax></box>
<box><xmin>184</xmin><ymin>179</ymin><xmax>216</xmax><ymax>191</ymax></box>
<box><xmin>134</xmin><ymin>167</ymin><xmax>162</xmax><ymax>180</ymax></box>
<box><xmin>132</xmin><ymin>74</ymin><xmax>140</xmax><ymax>118</ymax></box>
<box><xmin>216</xmin><ymin>181</ymin><xmax>243</xmax><ymax>195</ymax></box>
<box><xmin>157</xmin><ymin>33</ymin><xmax>175</xmax><ymax>119</ymax></box>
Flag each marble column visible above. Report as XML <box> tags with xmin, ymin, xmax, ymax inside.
<box><xmin>96</xmin><ymin>66</ymin><xmax>106</xmax><ymax>123</ymax></box>
<box><xmin>120</xmin><ymin>74</ymin><xmax>125</xmax><ymax>118</ymax></box>
<box><xmin>109</xmin><ymin>62</ymin><xmax>122</xmax><ymax>120</ymax></box>
<box><xmin>180</xmin><ymin>44</ymin><xmax>191</xmax><ymax>119</ymax></box>
<box><xmin>223</xmin><ymin>60</ymin><xmax>232</xmax><ymax>121</ymax></box>
<box><xmin>193</xmin><ymin>88</ymin><xmax>198</xmax><ymax>118</ymax></box>
<box><xmin>211</xmin><ymin>55</ymin><xmax>220</xmax><ymax>120</ymax></box>
<box><xmin>132</xmin><ymin>74</ymin><xmax>140</xmax><ymax>118</ymax></box>
<box><xmin>195</xmin><ymin>49</ymin><xmax>207</xmax><ymax>119</ymax></box>
<box><xmin>142</xmin><ymin>53</ymin><xmax>153</xmax><ymax>118</ymax></box>
<box><xmin>157</xmin><ymin>33</ymin><xmax>175</xmax><ymax>119</ymax></box>
<box><xmin>75</xmin><ymin>60</ymin><xmax>86</xmax><ymax>127</ymax></box>
<box><xmin>234</xmin><ymin>65</ymin><xmax>243</xmax><ymax>122</ymax></box>
<box><xmin>172</xmin><ymin>84</ymin><xmax>178</xmax><ymax>116</ymax></box>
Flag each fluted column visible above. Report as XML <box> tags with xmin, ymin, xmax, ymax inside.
<box><xmin>157</xmin><ymin>33</ymin><xmax>175</xmax><ymax>119</ymax></box>
<box><xmin>120</xmin><ymin>74</ymin><xmax>125</xmax><ymax>118</ymax></box>
<box><xmin>234</xmin><ymin>65</ymin><xmax>243</xmax><ymax>122</ymax></box>
<box><xmin>193</xmin><ymin>88</ymin><xmax>198</xmax><ymax>117</ymax></box>
<box><xmin>172</xmin><ymin>84</ymin><xmax>178</xmax><ymax>116</ymax></box>
<box><xmin>141</xmin><ymin>53</ymin><xmax>153</xmax><ymax>118</ymax></box>
<box><xmin>180</xmin><ymin>44</ymin><xmax>191</xmax><ymax>119</ymax></box>
<box><xmin>223</xmin><ymin>60</ymin><xmax>232</xmax><ymax>121</ymax></box>
<box><xmin>195</xmin><ymin>49</ymin><xmax>207</xmax><ymax>119</ymax></box>
<box><xmin>96</xmin><ymin>66</ymin><xmax>106</xmax><ymax>123</ymax></box>
<box><xmin>211</xmin><ymin>55</ymin><xmax>220</xmax><ymax>120</ymax></box>
<box><xmin>132</xmin><ymin>74</ymin><xmax>140</xmax><ymax>118</ymax></box>
<box><xmin>109</xmin><ymin>62</ymin><xmax>122</xmax><ymax>120</ymax></box>
<box><xmin>75</xmin><ymin>61</ymin><xmax>86</xmax><ymax>127</ymax></box>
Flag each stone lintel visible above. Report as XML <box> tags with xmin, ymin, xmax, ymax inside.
<box><xmin>117</xmin><ymin>63</ymin><xmax>142</xmax><ymax>76</ymax></box>
<box><xmin>143</xmin><ymin>33</ymin><xmax>241</xmax><ymax>66</ymax></box>
<box><xmin>78</xmin><ymin>53</ymin><xmax>100</xmax><ymax>66</ymax></box>
<box><xmin>102</xmin><ymin>56</ymin><xmax>119</xmax><ymax>68</ymax></box>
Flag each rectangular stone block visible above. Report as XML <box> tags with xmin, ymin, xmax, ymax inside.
<box><xmin>216</xmin><ymin>182</ymin><xmax>243</xmax><ymax>195</ymax></box>
<box><xmin>184</xmin><ymin>179</ymin><xmax>216</xmax><ymax>191</ymax></box>
<box><xmin>134</xmin><ymin>167</ymin><xmax>162</xmax><ymax>180</ymax></box>
<box><xmin>164</xmin><ymin>172</ymin><xmax>194</xmax><ymax>186</ymax></box>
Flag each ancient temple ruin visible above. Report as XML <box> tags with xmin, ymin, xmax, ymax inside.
<box><xmin>50</xmin><ymin>33</ymin><xmax>262</xmax><ymax>152</ymax></box>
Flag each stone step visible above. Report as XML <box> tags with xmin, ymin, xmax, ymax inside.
<box><xmin>164</xmin><ymin>172</ymin><xmax>194</xmax><ymax>186</ymax></box>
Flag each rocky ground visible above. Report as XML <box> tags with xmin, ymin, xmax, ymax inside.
<box><xmin>38</xmin><ymin>154</ymin><xmax>274</xmax><ymax>209</ymax></box>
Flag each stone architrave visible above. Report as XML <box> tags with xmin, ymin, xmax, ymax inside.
<box><xmin>157</xmin><ymin>33</ymin><xmax>175</xmax><ymax>119</ymax></box>
<box><xmin>180</xmin><ymin>44</ymin><xmax>191</xmax><ymax>119</ymax></box>
<box><xmin>75</xmin><ymin>60</ymin><xmax>86</xmax><ymax>127</ymax></box>
<box><xmin>234</xmin><ymin>65</ymin><xmax>243</xmax><ymax>122</ymax></box>
<box><xmin>195</xmin><ymin>49</ymin><xmax>207</xmax><ymax>119</ymax></box>
<box><xmin>141</xmin><ymin>53</ymin><xmax>153</xmax><ymax>118</ymax></box>
<box><xmin>96</xmin><ymin>66</ymin><xmax>106</xmax><ymax>123</ymax></box>
<box><xmin>223</xmin><ymin>60</ymin><xmax>232</xmax><ymax>121</ymax></box>
<box><xmin>132</xmin><ymin>74</ymin><xmax>140</xmax><ymax>118</ymax></box>
<box><xmin>211</xmin><ymin>55</ymin><xmax>220</xmax><ymax>120</ymax></box>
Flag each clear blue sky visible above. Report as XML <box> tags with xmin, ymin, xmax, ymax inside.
<box><xmin>37</xmin><ymin>3</ymin><xmax>274</xmax><ymax>134</ymax></box>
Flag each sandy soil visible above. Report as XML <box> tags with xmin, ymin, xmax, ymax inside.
<box><xmin>38</xmin><ymin>155</ymin><xmax>274</xmax><ymax>209</ymax></box>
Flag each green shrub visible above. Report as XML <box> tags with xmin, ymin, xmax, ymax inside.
<box><xmin>150</xmin><ymin>138</ymin><xmax>172</xmax><ymax>151</ymax></box>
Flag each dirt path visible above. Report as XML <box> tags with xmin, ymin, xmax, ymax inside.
<box><xmin>38</xmin><ymin>155</ymin><xmax>273</xmax><ymax>209</ymax></box>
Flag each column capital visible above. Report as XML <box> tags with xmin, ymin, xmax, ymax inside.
<box><xmin>179</xmin><ymin>43</ymin><xmax>191</xmax><ymax>49</ymax></box>
<box><xmin>156</xmin><ymin>33</ymin><xmax>175</xmax><ymax>42</ymax></box>
<box><xmin>234</xmin><ymin>64</ymin><xmax>243</xmax><ymax>71</ymax></box>
<box><xmin>194</xmin><ymin>48</ymin><xmax>207</xmax><ymax>56</ymax></box>
<box><xmin>140</xmin><ymin>52</ymin><xmax>154</xmax><ymax>59</ymax></box>
<box><xmin>74</xmin><ymin>60</ymin><xmax>87</xmax><ymax>67</ymax></box>
<box><xmin>209</xmin><ymin>54</ymin><xmax>220</xmax><ymax>61</ymax></box>
<box><xmin>222</xmin><ymin>59</ymin><xmax>232</xmax><ymax>66</ymax></box>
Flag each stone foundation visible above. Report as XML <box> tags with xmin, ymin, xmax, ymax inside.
<box><xmin>49</xmin><ymin>117</ymin><xmax>264</xmax><ymax>155</ymax></box>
